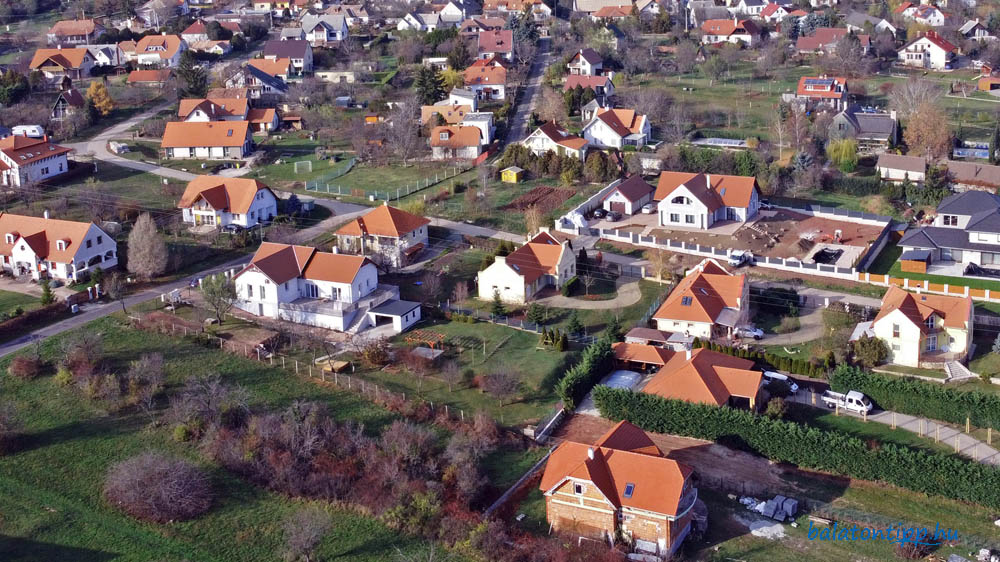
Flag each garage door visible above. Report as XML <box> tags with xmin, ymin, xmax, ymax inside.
<box><xmin>609</xmin><ymin>201</ymin><xmax>627</xmax><ymax>215</ymax></box>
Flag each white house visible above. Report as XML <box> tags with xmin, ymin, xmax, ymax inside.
<box><xmin>160</xmin><ymin>121</ymin><xmax>254</xmax><ymax>160</ymax></box>
<box><xmin>582</xmin><ymin>108</ymin><xmax>651</xmax><ymax>150</ymax></box>
<box><xmin>876</xmin><ymin>153</ymin><xmax>926</xmax><ymax>182</ymax></box>
<box><xmin>335</xmin><ymin>204</ymin><xmax>431</xmax><ymax>267</ymax></box>
<box><xmin>325</xmin><ymin>4</ymin><xmax>370</xmax><ymax>26</ymax></box>
<box><xmin>898</xmin><ymin>190</ymin><xmax>1000</xmax><ymax>270</ymax></box>
<box><xmin>869</xmin><ymin>286</ymin><xmax>972</xmax><ymax>368</ymax></box>
<box><xmin>85</xmin><ymin>44</ymin><xmax>126</xmax><ymax>67</ymax></box>
<box><xmin>299</xmin><ymin>14</ymin><xmax>349</xmax><ymax>45</ymax></box>
<box><xmin>134</xmin><ymin>34</ymin><xmax>187</xmax><ymax>68</ymax></box>
<box><xmin>700</xmin><ymin>18</ymin><xmax>760</xmax><ymax>46</ymax></box>
<box><xmin>46</xmin><ymin>19</ymin><xmax>105</xmax><ymax>45</ymax></box>
<box><xmin>895</xmin><ymin>2</ymin><xmax>950</xmax><ymax>27</ymax></box>
<box><xmin>178</xmin><ymin>97</ymin><xmax>249</xmax><ymax>121</ymax></box>
<box><xmin>0</xmin><ymin>212</ymin><xmax>117</xmax><ymax>282</ymax></box>
<box><xmin>477</xmin><ymin>29</ymin><xmax>514</xmax><ymax>61</ymax></box>
<box><xmin>477</xmin><ymin>230</ymin><xmax>576</xmax><ymax>304</ymax></box>
<box><xmin>28</xmin><ymin>47</ymin><xmax>95</xmax><ymax>82</ymax></box>
<box><xmin>567</xmin><ymin>48</ymin><xmax>603</xmax><ymax>76</ymax></box>
<box><xmin>654</xmin><ymin>171</ymin><xmax>760</xmax><ymax>229</ymax></box>
<box><xmin>959</xmin><ymin>19</ymin><xmax>995</xmax><ymax>41</ymax></box>
<box><xmin>844</xmin><ymin>11</ymin><xmax>897</xmax><ymax>35</ymax></box>
<box><xmin>0</xmin><ymin>135</ymin><xmax>73</xmax><ymax>188</ymax></box>
<box><xmin>397</xmin><ymin>12</ymin><xmax>443</xmax><ymax>31</ymax></box>
<box><xmin>233</xmin><ymin>242</ymin><xmax>421</xmax><ymax>333</ymax></box>
<box><xmin>461</xmin><ymin>112</ymin><xmax>495</xmax><ymax>145</ymax></box>
<box><xmin>601</xmin><ymin>175</ymin><xmax>655</xmax><ymax>215</ymax></box>
<box><xmin>463</xmin><ymin>58</ymin><xmax>507</xmax><ymax>99</ymax></box>
<box><xmin>262</xmin><ymin>40</ymin><xmax>313</xmax><ymax>74</ymax></box>
<box><xmin>430</xmin><ymin>126</ymin><xmax>483</xmax><ymax>160</ymax></box>
<box><xmin>177</xmin><ymin>176</ymin><xmax>277</xmax><ymax>229</ymax></box>
<box><xmin>448</xmin><ymin>87</ymin><xmax>479</xmax><ymax>110</ymax></box>
<box><xmin>484</xmin><ymin>0</ymin><xmax>552</xmax><ymax>20</ymax></box>
<box><xmin>898</xmin><ymin>31</ymin><xmax>956</xmax><ymax>70</ymax></box>
<box><xmin>522</xmin><ymin>121</ymin><xmax>589</xmax><ymax>160</ymax></box>
<box><xmin>651</xmin><ymin>258</ymin><xmax>748</xmax><ymax>340</ymax></box>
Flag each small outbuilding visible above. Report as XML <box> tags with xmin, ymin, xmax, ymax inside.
<box><xmin>501</xmin><ymin>166</ymin><xmax>524</xmax><ymax>183</ymax></box>
<box><xmin>601</xmin><ymin>175</ymin><xmax>655</xmax><ymax>215</ymax></box>
<box><xmin>899</xmin><ymin>249</ymin><xmax>930</xmax><ymax>274</ymax></box>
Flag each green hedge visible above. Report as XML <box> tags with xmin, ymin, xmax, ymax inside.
<box><xmin>555</xmin><ymin>339</ymin><xmax>613</xmax><ymax>411</ymax></box>
<box><xmin>830</xmin><ymin>365</ymin><xmax>1000</xmax><ymax>428</ymax></box>
<box><xmin>691</xmin><ymin>339</ymin><xmax>830</xmax><ymax>378</ymax></box>
<box><xmin>827</xmin><ymin>176</ymin><xmax>881</xmax><ymax>196</ymax></box>
<box><xmin>561</xmin><ymin>276</ymin><xmax>578</xmax><ymax>297</ymax></box>
<box><xmin>592</xmin><ymin>386</ymin><xmax>1000</xmax><ymax>509</ymax></box>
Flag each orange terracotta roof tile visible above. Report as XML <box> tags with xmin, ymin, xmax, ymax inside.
<box><xmin>0</xmin><ymin>213</ymin><xmax>100</xmax><ymax>263</ymax></box>
<box><xmin>873</xmin><ymin>286</ymin><xmax>971</xmax><ymax>333</ymax></box>
<box><xmin>464</xmin><ymin>64</ymin><xmax>507</xmax><ymax>87</ymax></box>
<box><xmin>0</xmin><ymin>135</ymin><xmax>73</xmax><ymax>166</ymax></box>
<box><xmin>421</xmin><ymin>104</ymin><xmax>473</xmax><ymax>125</ymax></box>
<box><xmin>29</xmin><ymin>47</ymin><xmax>90</xmax><ymax>69</ymax></box>
<box><xmin>127</xmin><ymin>69</ymin><xmax>173</xmax><ymax>83</ymax></box>
<box><xmin>161</xmin><ymin>121</ymin><xmax>251</xmax><ymax>148</ymax></box>
<box><xmin>336</xmin><ymin>205</ymin><xmax>430</xmax><ymax>238</ymax></box>
<box><xmin>429</xmin><ymin>125</ymin><xmax>481</xmax><ymax>148</ymax></box>
<box><xmin>48</xmin><ymin>19</ymin><xmax>99</xmax><ymax>37</ymax></box>
<box><xmin>652</xmin><ymin>259</ymin><xmax>745</xmax><ymax>324</ymax></box>
<box><xmin>238</xmin><ymin>242</ymin><xmax>315</xmax><ymax>284</ymax></box>
<box><xmin>178</xmin><ymin>97</ymin><xmax>249</xmax><ymax>120</ymax></box>
<box><xmin>643</xmin><ymin>348</ymin><xmax>761</xmax><ymax>406</ymax></box>
<box><xmin>612</xmin><ymin>342</ymin><xmax>675</xmax><ymax>366</ymax></box>
<box><xmin>302</xmin><ymin>252</ymin><xmax>371</xmax><ymax>283</ymax></box>
<box><xmin>654</xmin><ymin>171</ymin><xmax>757</xmax><ymax>209</ymax></box>
<box><xmin>178</xmin><ymin>176</ymin><xmax>272</xmax><ymax>215</ymax></box>
<box><xmin>247</xmin><ymin>108</ymin><xmax>276</xmax><ymax>124</ymax></box>
<box><xmin>134</xmin><ymin>34</ymin><xmax>184</xmax><ymax>60</ymax></box>
<box><xmin>503</xmin><ymin>231</ymin><xmax>566</xmax><ymax>283</ymax></box>
<box><xmin>248</xmin><ymin>57</ymin><xmax>292</xmax><ymax>77</ymax></box>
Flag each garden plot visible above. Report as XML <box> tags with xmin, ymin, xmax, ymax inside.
<box><xmin>502</xmin><ymin>186</ymin><xmax>575</xmax><ymax>213</ymax></box>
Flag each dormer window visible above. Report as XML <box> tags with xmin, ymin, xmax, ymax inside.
<box><xmin>4</xmin><ymin>234</ymin><xmax>14</xmax><ymax>244</ymax></box>
<box><xmin>574</xmin><ymin>483</ymin><xmax>585</xmax><ymax>495</ymax></box>
<box><xmin>439</xmin><ymin>131</ymin><xmax>450</xmax><ymax>140</ymax></box>
<box><xmin>925</xmin><ymin>316</ymin><xmax>935</xmax><ymax>330</ymax></box>
<box><xmin>56</xmin><ymin>240</ymin><xmax>66</xmax><ymax>251</ymax></box>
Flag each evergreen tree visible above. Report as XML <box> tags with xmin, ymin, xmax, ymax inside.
<box><xmin>40</xmin><ymin>279</ymin><xmax>54</xmax><ymax>305</ymax></box>
<box><xmin>566</xmin><ymin>311</ymin><xmax>583</xmax><ymax>335</ymax></box>
<box><xmin>491</xmin><ymin>290</ymin><xmax>506</xmax><ymax>317</ymax></box>
<box><xmin>177</xmin><ymin>51</ymin><xmax>208</xmax><ymax>98</ymax></box>
<box><xmin>446</xmin><ymin>40</ymin><xmax>472</xmax><ymax>70</ymax></box>
<box><xmin>0</xmin><ymin>70</ymin><xmax>29</xmax><ymax>106</ymax></box>
<box><xmin>414</xmin><ymin>67</ymin><xmax>446</xmax><ymax>105</ymax></box>
<box><xmin>604</xmin><ymin>315</ymin><xmax>624</xmax><ymax>342</ymax></box>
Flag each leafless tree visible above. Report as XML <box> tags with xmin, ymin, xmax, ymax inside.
<box><xmin>368</xmin><ymin>241</ymin><xmax>402</xmax><ymax>275</ymax></box>
<box><xmin>385</xmin><ymin>94</ymin><xmax>423</xmax><ymax>165</ymax></box>
<box><xmin>87</xmin><ymin>181</ymin><xmax>120</xmax><ymax>223</ymax></box>
<box><xmin>770</xmin><ymin>111</ymin><xmax>787</xmax><ymax>157</ymax></box>
<box><xmin>168</xmin><ymin>375</ymin><xmax>250</xmax><ymax>432</ymax></box>
<box><xmin>127</xmin><ymin>213</ymin><xmax>168</xmax><ymax>280</ymax></box>
<box><xmin>662</xmin><ymin>103</ymin><xmax>692</xmax><ymax>143</ymax></box>
<box><xmin>266</xmin><ymin>223</ymin><xmax>299</xmax><ymax>244</ymax></box>
<box><xmin>581</xmin><ymin>273</ymin><xmax>596</xmax><ymax>295</ymax></box>
<box><xmin>450</xmin><ymin>280</ymin><xmax>469</xmax><ymax>304</ymax></box>
<box><xmin>523</xmin><ymin>205</ymin><xmax>543</xmax><ymax>235</ymax></box>
<box><xmin>105</xmin><ymin>271</ymin><xmax>128</xmax><ymax>313</ymax></box>
<box><xmin>888</xmin><ymin>78</ymin><xmax>943</xmax><ymax>120</ymax></box>
<box><xmin>12</xmin><ymin>180</ymin><xmax>40</xmax><ymax>210</ymax></box>
<box><xmin>128</xmin><ymin>353</ymin><xmax>165</xmax><ymax>421</ymax></box>
<box><xmin>482</xmin><ymin>365</ymin><xmax>520</xmax><ymax>407</ymax></box>
<box><xmin>674</xmin><ymin>42</ymin><xmax>699</xmax><ymax>73</ymax></box>
<box><xmin>282</xmin><ymin>506</ymin><xmax>333</xmax><ymax>562</ymax></box>
<box><xmin>643</xmin><ymin>248</ymin><xmax>669</xmax><ymax>281</ymax></box>
<box><xmin>103</xmin><ymin>451</ymin><xmax>213</xmax><ymax>523</ymax></box>
<box><xmin>786</xmin><ymin>106</ymin><xmax>811</xmax><ymax>152</ymax></box>
<box><xmin>621</xmin><ymin>87</ymin><xmax>671</xmax><ymax>131</ymax></box>
<box><xmin>536</xmin><ymin>87</ymin><xmax>568</xmax><ymax>124</ymax></box>
<box><xmin>440</xmin><ymin>360</ymin><xmax>463</xmax><ymax>392</ymax></box>
<box><xmin>513</xmin><ymin>40</ymin><xmax>538</xmax><ymax>67</ymax></box>
<box><xmin>420</xmin><ymin>271</ymin><xmax>442</xmax><ymax>304</ymax></box>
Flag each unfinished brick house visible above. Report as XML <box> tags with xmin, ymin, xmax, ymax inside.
<box><xmin>538</xmin><ymin>420</ymin><xmax>699</xmax><ymax>557</ymax></box>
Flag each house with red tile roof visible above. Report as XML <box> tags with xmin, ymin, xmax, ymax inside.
<box><xmin>898</xmin><ymin>31</ymin><xmax>956</xmax><ymax>70</ymax></box>
<box><xmin>643</xmin><ymin>348</ymin><xmax>763</xmax><ymax>410</ymax></box>
<box><xmin>582</xmin><ymin>107</ymin><xmax>651</xmax><ymax>149</ymax></box>
<box><xmin>654</xmin><ymin>171</ymin><xmax>760</xmax><ymax>230</ymax></box>
<box><xmin>248</xmin><ymin>108</ymin><xmax>280</xmax><ymax>133</ymax></box>
<box><xmin>868</xmin><ymin>286</ymin><xmax>972</xmax><ymax>368</ymax></box>
<box><xmin>430</xmin><ymin>125</ymin><xmax>483</xmax><ymax>159</ymax></box>
<box><xmin>464</xmin><ymin>57</ymin><xmax>507</xmax><ymax>99</ymax></box>
<box><xmin>0</xmin><ymin>213</ymin><xmax>117</xmax><ymax>281</ymax></box>
<box><xmin>563</xmin><ymin>74</ymin><xmax>615</xmax><ymax>98</ymax></box>
<box><xmin>612</xmin><ymin>342</ymin><xmax>675</xmax><ymax>371</ymax></box>
<box><xmin>522</xmin><ymin>121</ymin><xmax>589</xmax><ymax>160</ymax></box>
<box><xmin>181</xmin><ymin>19</ymin><xmax>242</xmax><ymax>43</ymax></box>
<box><xmin>792</xmin><ymin>75</ymin><xmax>849</xmax><ymax>110</ymax></box>
<box><xmin>651</xmin><ymin>258</ymin><xmax>748</xmax><ymax>339</ymax></box>
<box><xmin>601</xmin><ymin>175</ymin><xmax>655</xmax><ymax>215</ymax></box>
<box><xmin>46</xmin><ymin>19</ymin><xmax>105</xmax><ymax>46</ymax></box>
<box><xmin>233</xmin><ymin>242</ymin><xmax>419</xmax><ymax>333</ymax></box>
<box><xmin>0</xmin><ymin>135</ymin><xmax>73</xmax><ymax>188</ymax></box>
<box><xmin>29</xmin><ymin>47</ymin><xmax>95</xmax><ymax>81</ymax></box>
<box><xmin>590</xmin><ymin>4</ymin><xmax>632</xmax><ymax>21</ymax></box>
<box><xmin>539</xmin><ymin>420</ymin><xmax>699</xmax><ymax>558</ymax></box>
<box><xmin>127</xmin><ymin>68</ymin><xmax>174</xmax><ymax>86</ymax></box>
<box><xmin>177</xmin><ymin>176</ymin><xmax>277</xmax><ymax>229</ymax></box>
<box><xmin>478</xmin><ymin>229</ymin><xmax>576</xmax><ymax>303</ymax></box>
<box><xmin>134</xmin><ymin>34</ymin><xmax>187</xmax><ymax>68</ymax></box>
<box><xmin>795</xmin><ymin>28</ymin><xmax>870</xmax><ymax>56</ymax></box>
<box><xmin>895</xmin><ymin>2</ymin><xmax>950</xmax><ymax>27</ymax></box>
<box><xmin>700</xmin><ymin>18</ymin><xmax>760</xmax><ymax>46</ymax></box>
<box><xmin>335</xmin><ymin>204</ymin><xmax>431</xmax><ymax>267</ymax></box>
<box><xmin>484</xmin><ymin>0</ymin><xmax>552</xmax><ymax>20</ymax></box>
<box><xmin>178</xmin><ymin>97</ymin><xmax>250</xmax><ymax>122</ymax></box>
<box><xmin>460</xmin><ymin>16</ymin><xmax>505</xmax><ymax>35</ymax></box>
<box><xmin>477</xmin><ymin>29</ymin><xmax>514</xmax><ymax>61</ymax></box>
<box><xmin>160</xmin><ymin>121</ymin><xmax>254</xmax><ymax>160</ymax></box>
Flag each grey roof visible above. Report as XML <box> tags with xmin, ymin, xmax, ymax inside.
<box><xmin>967</xmin><ymin>208</ymin><xmax>1000</xmax><ymax>233</ymax></box>
<box><xmin>899</xmin><ymin>225</ymin><xmax>1000</xmax><ymax>252</ymax></box>
<box><xmin>959</xmin><ymin>19</ymin><xmax>983</xmax><ymax>35</ymax></box>
<box><xmin>461</xmin><ymin>112</ymin><xmax>493</xmax><ymax>122</ymax></box>
<box><xmin>280</xmin><ymin>27</ymin><xmax>304</xmax><ymax>39</ymax></box>
<box><xmin>575</xmin><ymin>0</ymin><xmax>634</xmax><ymax>12</ymax></box>
<box><xmin>450</xmin><ymin>87</ymin><xmax>476</xmax><ymax>99</ymax></box>
<box><xmin>946</xmin><ymin>160</ymin><xmax>1000</xmax><ymax>189</ymax></box>
<box><xmin>839</xmin><ymin>106</ymin><xmax>896</xmax><ymax>140</ymax></box>
<box><xmin>263</xmin><ymin>39</ymin><xmax>310</xmax><ymax>59</ymax></box>
<box><xmin>741</xmin><ymin>0</ymin><xmax>765</xmax><ymax>6</ymax></box>
<box><xmin>301</xmin><ymin>13</ymin><xmax>347</xmax><ymax>31</ymax></box>
<box><xmin>845</xmin><ymin>11</ymin><xmax>883</xmax><ymax>29</ymax></box>
<box><xmin>876</xmin><ymin>153</ymin><xmax>926</xmax><ymax>174</ymax></box>
<box><xmin>937</xmin><ymin>189</ymin><xmax>1000</xmax><ymax>215</ymax></box>
<box><xmin>625</xmin><ymin>327</ymin><xmax>673</xmax><ymax>342</ymax></box>
<box><xmin>245</xmin><ymin>64</ymin><xmax>289</xmax><ymax>93</ymax></box>
<box><xmin>369</xmin><ymin>299</ymin><xmax>421</xmax><ymax>317</ymax></box>
<box><xmin>899</xmin><ymin>249</ymin><xmax>931</xmax><ymax>260</ymax></box>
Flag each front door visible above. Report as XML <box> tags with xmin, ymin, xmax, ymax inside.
<box><xmin>927</xmin><ymin>334</ymin><xmax>937</xmax><ymax>352</ymax></box>
<box><xmin>258</xmin><ymin>303</ymin><xmax>264</xmax><ymax>316</ymax></box>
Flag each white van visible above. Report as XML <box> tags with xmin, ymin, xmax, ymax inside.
<box><xmin>762</xmin><ymin>371</ymin><xmax>799</xmax><ymax>394</ymax></box>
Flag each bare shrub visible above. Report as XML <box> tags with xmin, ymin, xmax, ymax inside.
<box><xmin>103</xmin><ymin>451</ymin><xmax>213</xmax><ymax>522</ymax></box>
<box><xmin>8</xmin><ymin>354</ymin><xmax>42</xmax><ymax>379</ymax></box>
<box><xmin>282</xmin><ymin>506</ymin><xmax>333</xmax><ymax>562</ymax></box>
<box><xmin>168</xmin><ymin>375</ymin><xmax>250</xmax><ymax>437</ymax></box>
<box><xmin>482</xmin><ymin>366</ymin><xmax>520</xmax><ymax>407</ymax></box>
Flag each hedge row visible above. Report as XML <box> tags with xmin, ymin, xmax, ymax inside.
<box><xmin>692</xmin><ymin>339</ymin><xmax>831</xmax><ymax>378</ymax></box>
<box><xmin>592</xmin><ymin>386</ymin><xmax>1000</xmax><ymax>510</ymax></box>
<box><xmin>0</xmin><ymin>301</ymin><xmax>65</xmax><ymax>342</ymax></box>
<box><xmin>555</xmin><ymin>339</ymin><xmax>613</xmax><ymax>411</ymax></box>
<box><xmin>830</xmin><ymin>365</ymin><xmax>1000</xmax><ymax>428</ymax></box>
<box><xmin>827</xmin><ymin>176</ymin><xmax>881</xmax><ymax>196</ymax></box>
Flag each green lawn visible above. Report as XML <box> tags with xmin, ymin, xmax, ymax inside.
<box><xmin>883</xmin><ymin>260</ymin><xmax>1000</xmax><ymax>292</ymax></box>
<box><xmin>0</xmin><ymin>290</ymin><xmax>42</xmax><ymax>316</ymax></box>
<box><xmin>0</xmin><ymin>316</ymin><xmax>447</xmax><ymax>562</ymax></box>
<box><xmin>785</xmin><ymin>403</ymin><xmax>954</xmax><ymax>455</ymax></box>
<box><xmin>877</xmin><ymin>364</ymin><xmax>948</xmax><ymax>379</ymax></box>
<box><xmin>866</xmin><ymin>240</ymin><xmax>903</xmax><ymax>276</ymax></box>
<box><xmin>773</xmin><ymin>191</ymin><xmax>900</xmax><ymax>219</ymax></box>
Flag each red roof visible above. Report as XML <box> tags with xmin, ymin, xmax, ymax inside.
<box><xmin>911</xmin><ymin>30</ymin><xmax>956</xmax><ymax>52</ymax></box>
<box><xmin>602</xmin><ymin>175</ymin><xmax>654</xmax><ymax>203</ymax></box>
<box><xmin>502</xmin><ymin>231</ymin><xmax>566</xmax><ymax>283</ymax></box>
<box><xmin>795</xmin><ymin>75</ymin><xmax>847</xmax><ymax>99</ymax></box>
<box><xmin>701</xmin><ymin>18</ymin><xmax>759</xmax><ymax>37</ymax></box>
<box><xmin>336</xmin><ymin>205</ymin><xmax>430</xmax><ymax>238</ymax></box>
<box><xmin>643</xmin><ymin>348</ymin><xmax>762</xmax><ymax>406</ymax></box>
<box><xmin>652</xmin><ymin>259</ymin><xmax>745</xmax><ymax>324</ymax></box>
<box><xmin>477</xmin><ymin>29</ymin><xmax>513</xmax><ymax>55</ymax></box>
<box><xmin>563</xmin><ymin>74</ymin><xmax>612</xmax><ymax>92</ymax></box>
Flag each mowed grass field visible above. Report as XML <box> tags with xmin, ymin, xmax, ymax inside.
<box><xmin>0</xmin><ymin>316</ymin><xmax>450</xmax><ymax>562</ymax></box>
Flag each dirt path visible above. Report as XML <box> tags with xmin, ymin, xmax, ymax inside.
<box><xmin>532</xmin><ymin>281</ymin><xmax>642</xmax><ymax>310</ymax></box>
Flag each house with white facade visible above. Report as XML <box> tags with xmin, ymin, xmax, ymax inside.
<box><xmin>651</xmin><ymin>258</ymin><xmax>748</xmax><ymax>340</ymax></box>
<box><xmin>335</xmin><ymin>204</ymin><xmax>431</xmax><ymax>267</ymax></box>
<box><xmin>325</xmin><ymin>4</ymin><xmax>370</xmax><ymax>26</ymax></box>
<box><xmin>567</xmin><ymin>48</ymin><xmax>603</xmax><ymax>76</ymax></box>
<box><xmin>160</xmin><ymin>121</ymin><xmax>254</xmax><ymax>160</ymax></box>
<box><xmin>582</xmin><ymin>108</ymin><xmax>651</xmax><ymax>150</ymax></box>
<box><xmin>844</xmin><ymin>11</ymin><xmax>896</xmax><ymax>35</ymax></box>
<box><xmin>461</xmin><ymin>112</ymin><xmax>496</xmax><ymax>145</ymax></box>
<box><xmin>397</xmin><ymin>12</ymin><xmax>445</xmax><ymax>31</ymax></box>
<box><xmin>233</xmin><ymin>242</ymin><xmax>421</xmax><ymax>333</ymax></box>
<box><xmin>46</xmin><ymin>19</ymin><xmax>105</xmax><ymax>45</ymax></box>
<box><xmin>522</xmin><ymin>121</ymin><xmax>589</xmax><ymax>160</ymax></box>
<box><xmin>477</xmin><ymin>29</ymin><xmax>514</xmax><ymax>61</ymax></box>
<box><xmin>178</xmin><ymin>97</ymin><xmax>249</xmax><ymax>121</ymax></box>
<box><xmin>263</xmin><ymin>40</ymin><xmax>313</xmax><ymax>74</ymax></box>
<box><xmin>960</xmin><ymin>19</ymin><xmax>995</xmax><ymax>42</ymax></box>
<box><xmin>477</xmin><ymin>229</ymin><xmax>575</xmax><ymax>304</ymax></box>
<box><xmin>0</xmin><ymin>135</ymin><xmax>73</xmax><ymax>188</ymax></box>
<box><xmin>298</xmin><ymin>14</ymin><xmax>349</xmax><ymax>45</ymax></box>
<box><xmin>868</xmin><ymin>286</ymin><xmax>972</xmax><ymax>368</ymax></box>
<box><xmin>485</xmin><ymin>0</ymin><xmax>552</xmax><ymax>20</ymax></box>
<box><xmin>564</xmin><ymin>75</ymin><xmax>615</xmax><ymax>99</ymax></box>
<box><xmin>430</xmin><ymin>126</ymin><xmax>483</xmax><ymax>160</ymax></box>
<box><xmin>134</xmin><ymin>34</ymin><xmax>187</xmax><ymax>68</ymax></box>
<box><xmin>899</xmin><ymin>190</ymin><xmax>1000</xmax><ymax>273</ymax></box>
<box><xmin>464</xmin><ymin>57</ymin><xmax>507</xmax><ymax>99</ymax></box>
<box><xmin>895</xmin><ymin>2</ymin><xmax>950</xmax><ymax>26</ymax></box>
<box><xmin>85</xmin><ymin>44</ymin><xmax>126</xmax><ymax>67</ymax></box>
<box><xmin>898</xmin><ymin>31</ymin><xmax>956</xmax><ymax>70</ymax></box>
<box><xmin>177</xmin><ymin>176</ymin><xmax>277</xmax><ymax>229</ymax></box>
<box><xmin>601</xmin><ymin>175</ymin><xmax>655</xmax><ymax>215</ymax></box>
<box><xmin>0</xmin><ymin>213</ymin><xmax>117</xmax><ymax>282</ymax></box>
<box><xmin>654</xmin><ymin>171</ymin><xmax>760</xmax><ymax>230</ymax></box>
<box><xmin>876</xmin><ymin>153</ymin><xmax>926</xmax><ymax>182</ymax></box>
<box><xmin>29</xmin><ymin>47</ymin><xmax>95</xmax><ymax>82</ymax></box>
<box><xmin>700</xmin><ymin>18</ymin><xmax>760</xmax><ymax>46</ymax></box>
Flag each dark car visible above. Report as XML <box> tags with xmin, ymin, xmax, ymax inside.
<box><xmin>592</xmin><ymin>208</ymin><xmax>608</xmax><ymax>219</ymax></box>
<box><xmin>608</xmin><ymin>210</ymin><xmax>623</xmax><ymax>221</ymax></box>
<box><xmin>221</xmin><ymin>224</ymin><xmax>244</xmax><ymax>234</ymax></box>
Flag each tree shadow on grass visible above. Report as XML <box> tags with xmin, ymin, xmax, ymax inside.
<box><xmin>0</xmin><ymin>536</ymin><xmax>118</xmax><ymax>562</ymax></box>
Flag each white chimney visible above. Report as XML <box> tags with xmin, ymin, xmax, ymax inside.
<box><xmin>686</xmin><ymin>346</ymin><xmax>692</xmax><ymax>360</ymax></box>
<box><xmin>587</xmin><ymin>447</ymin><xmax>594</xmax><ymax>460</ymax></box>
<box><xmin>43</xmin><ymin>210</ymin><xmax>50</xmax><ymax>219</ymax></box>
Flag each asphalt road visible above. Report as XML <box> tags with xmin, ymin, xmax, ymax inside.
<box><xmin>503</xmin><ymin>37</ymin><xmax>552</xmax><ymax>146</ymax></box>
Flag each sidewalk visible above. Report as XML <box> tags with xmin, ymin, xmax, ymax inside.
<box><xmin>788</xmin><ymin>390</ymin><xmax>1000</xmax><ymax>466</ymax></box>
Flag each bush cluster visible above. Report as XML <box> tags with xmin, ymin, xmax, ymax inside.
<box><xmin>826</xmin><ymin>176</ymin><xmax>881</xmax><ymax>197</ymax></box>
<box><xmin>8</xmin><ymin>354</ymin><xmax>42</xmax><ymax>380</ymax></box>
<box><xmin>103</xmin><ymin>452</ymin><xmax>213</xmax><ymax>523</ymax></box>
<box><xmin>561</xmin><ymin>276</ymin><xmax>579</xmax><ymax>297</ymax></box>
<box><xmin>691</xmin><ymin>338</ymin><xmax>832</xmax><ymax>378</ymax></box>
<box><xmin>0</xmin><ymin>302</ymin><xmax>64</xmax><ymax>343</ymax></box>
<box><xmin>829</xmin><ymin>365</ymin><xmax>1000</xmax><ymax>428</ymax></box>
<box><xmin>592</xmin><ymin>386</ymin><xmax>1000</xmax><ymax>510</ymax></box>
<box><xmin>554</xmin><ymin>339</ymin><xmax>613</xmax><ymax>411</ymax></box>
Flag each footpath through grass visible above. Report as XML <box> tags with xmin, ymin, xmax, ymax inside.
<box><xmin>0</xmin><ymin>316</ymin><xmax>445</xmax><ymax>562</ymax></box>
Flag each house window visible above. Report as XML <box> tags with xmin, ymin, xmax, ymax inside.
<box><xmin>574</xmin><ymin>483</ymin><xmax>585</xmax><ymax>495</ymax></box>
<box><xmin>669</xmin><ymin>213</ymin><xmax>679</xmax><ymax>222</ymax></box>
<box><xmin>925</xmin><ymin>316</ymin><xmax>935</xmax><ymax>330</ymax></box>
<box><xmin>260</xmin><ymin>286</ymin><xmax>266</xmax><ymax>299</ymax></box>
<box><xmin>97</xmin><ymin>235</ymin><xmax>103</xmax><ymax>244</ymax></box>
<box><xmin>41</xmin><ymin>167</ymin><xmax>49</xmax><ymax>175</ymax></box>
<box><xmin>681</xmin><ymin>296</ymin><xmax>693</xmax><ymax>306</ymax></box>
<box><xmin>892</xmin><ymin>324</ymin><xmax>900</xmax><ymax>338</ymax></box>
<box><xmin>623</xmin><ymin>483</ymin><xmax>635</xmax><ymax>498</ymax></box>
<box><xmin>943</xmin><ymin>215</ymin><xmax>958</xmax><ymax>226</ymax></box>
<box><xmin>984</xmin><ymin>252</ymin><xmax>1000</xmax><ymax>265</ymax></box>
<box><xmin>86</xmin><ymin>240</ymin><xmax>92</xmax><ymax>248</ymax></box>
<box><xmin>979</xmin><ymin>233</ymin><xmax>991</xmax><ymax>242</ymax></box>
<box><xmin>685</xmin><ymin>215</ymin><xmax>695</xmax><ymax>224</ymax></box>
<box><xmin>671</xmin><ymin>196</ymin><xmax>689</xmax><ymax>205</ymax></box>
<box><xmin>892</xmin><ymin>344</ymin><xmax>900</xmax><ymax>351</ymax></box>
<box><xmin>247</xmin><ymin>285</ymin><xmax>253</xmax><ymax>298</ymax></box>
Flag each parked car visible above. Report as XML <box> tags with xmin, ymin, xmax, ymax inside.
<box><xmin>759</xmin><ymin>199</ymin><xmax>772</xmax><ymax>210</ymax></box>
<box><xmin>592</xmin><ymin>208</ymin><xmax>608</xmax><ymax>219</ymax></box>
<box><xmin>189</xmin><ymin>275</ymin><xmax>205</xmax><ymax>288</ymax></box>
<box><xmin>762</xmin><ymin>371</ymin><xmax>799</xmax><ymax>394</ymax></box>
<box><xmin>735</xmin><ymin>326</ymin><xmax>763</xmax><ymax>340</ymax></box>
<box><xmin>641</xmin><ymin>203</ymin><xmax>656</xmax><ymax>214</ymax></box>
<box><xmin>821</xmin><ymin>390</ymin><xmax>873</xmax><ymax>415</ymax></box>
<box><xmin>728</xmin><ymin>250</ymin><xmax>753</xmax><ymax>267</ymax></box>
<box><xmin>607</xmin><ymin>210</ymin><xmax>623</xmax><ymax>222</ymax></box>
<box><xmin>221</xmin><ymin>224</ymin><xmax>244</xmax><ymax>234</ymax></box>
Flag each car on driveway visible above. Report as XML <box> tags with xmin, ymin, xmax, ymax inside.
<box><xmin>641</xmin><ymin>203</ymin><xmax>656</xmax><ymax>214</ymax></box>
<box><xmin>189</xmin><ymin>275</ymin><xmax>204</xmax><ymax>288</ymax></box>
<box><xmin>763</xmin><ymin>371</ymin><xmax>799</xmax><ymax>394</ymax></box>
<box><xmin>221</xmin><ymin>224</ymin><xmax>244</xmax><ymax>234</ymax></box>
<box><xmin>607</xmin><ymin>210</ymin><xmax>623</xmax><ymax>222</ymax></box>
<box><xmin>592</xmin><ymin>208</ymin><xmax>607</xmax><ymax>219</ymax></box>
<box><xmin>735</xmin><ymin>326</ymin><xmax>763</xmax><ymax>340</ymax></box>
